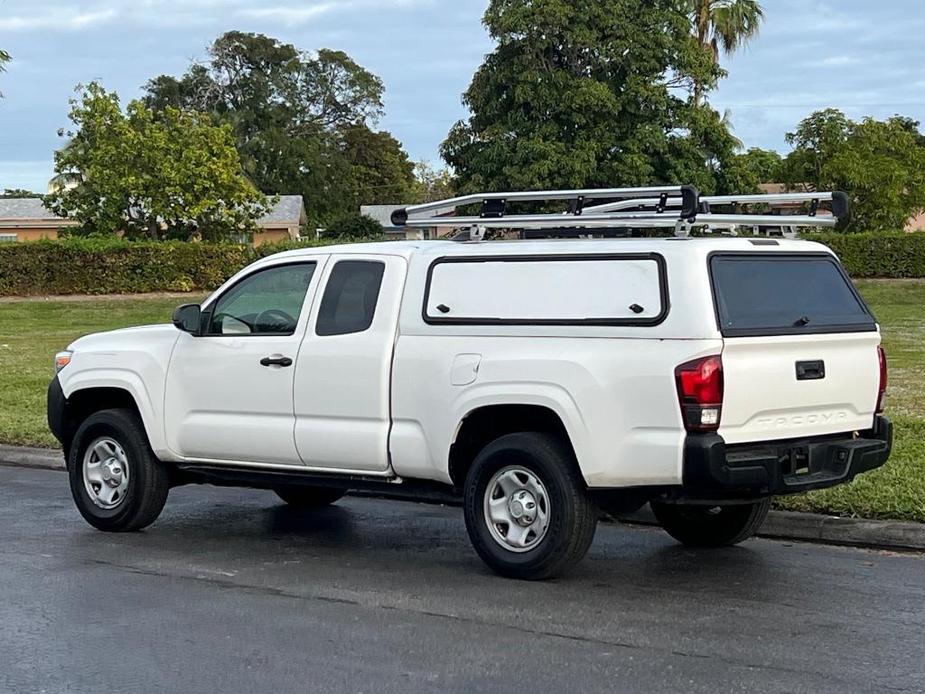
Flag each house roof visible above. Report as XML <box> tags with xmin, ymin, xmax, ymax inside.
<box><xmin>0</xmin><ymin>195</ymin><xmax>305</xmax><ymax>228</ymax></box>
<box><xmin>0</xmin><ymin>198</ymin><xmax>57</xmax><ymax>221</ymax></box>
<box><xmin>258</xmin><ymin>195</ymin><xmax>306</xmax><ymax>226</ymax></box>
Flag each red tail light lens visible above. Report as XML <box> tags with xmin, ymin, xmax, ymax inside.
<box><xmin>876</xmin><ymin>345</ymin><xmax>887</xmax><ymax>414</ymax></box>
<box><xmin>675</xmin><ymin>355</ymin><xmax>724</xmax><ymax>432</ymax></box>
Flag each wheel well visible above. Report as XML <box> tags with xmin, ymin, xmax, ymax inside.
<box><xmin>447</xmin><ymin>404</ymin><xmax>578</xmax><ymax>487</ymax></box>
<box><xmin>60</xmin><ymin>387</ymin><xmax>142</xmax><ymax>456</ymax></box>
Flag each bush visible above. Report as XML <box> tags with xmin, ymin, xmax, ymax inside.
<box><xmin>323</xmin><ymin>214</ymin><xmax>383</xmax><ymax>240</ymax></box>
<box><xmin>0</xmin><ymin>236</ymin><xmax>392</xmax><ymax>296</ymax></box>
<box><xmin>814</xmin><ymin>232</ymin><xmax>925</xmax><ymax>278</ymax></box>
<box><xmin>0</xmin><ymin>239</ymin><xmax>252</xmax><ymax>296</ymax></box>
<box><xmin>2</xmin><ymin>232</ymin><xmax>920</xmax><ymax>297</ymax></box>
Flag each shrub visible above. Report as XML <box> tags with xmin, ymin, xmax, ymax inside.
<box><xmin>1</xmin><ymin>232</ymin><xmax>921</xmax><ymax>297</ymax></box>
<box><xmin>323</xmin><ymin>214</ymin><xmax>383</xmax><ymax>240</ymax></box>
<box><xmin>0</xmin><ymin>239</ymin><xmax>251</xmax><ymax>296</ymax></box>
<box><xmin>814</xmin><ymin>232</ymin><xmax>925</xmax><ymax>278</ymax></box>
<box><xmin>0</xmin><ymin>236</ymin><xmax>392</xmax><ymax>296</ymax></box>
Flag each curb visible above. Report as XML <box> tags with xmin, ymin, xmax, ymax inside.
<box><xmin>3</xmin><ymin>443</ymin><xmax>923</xmax><ymax>553</ymax></box>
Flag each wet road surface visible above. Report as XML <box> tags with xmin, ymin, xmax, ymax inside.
<box><xmin>1</xmin><ymin>465</ymin><xmax>923</xmax><ymax>694</ymax></box>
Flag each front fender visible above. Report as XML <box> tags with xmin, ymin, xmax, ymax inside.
<box><xmin>58</xmin><ymin>367</ymin><xmax>167</xmax><ymax>456</ymax></box>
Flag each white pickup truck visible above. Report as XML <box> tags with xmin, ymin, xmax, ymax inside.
<box><xmin>48</xmin><ymin>187</ymin><xmax>891</xmax><ymax>579</ymax></box>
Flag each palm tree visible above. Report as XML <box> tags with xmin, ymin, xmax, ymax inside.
<box><xmin>0</xmin><ymin>49</ymin><xmax>10</xmax><ymax>98</ymax></box>
<box><xmin>691</xmin><ymin>0</ymin><xmax>764</xmax><ymax>104</ymax></box>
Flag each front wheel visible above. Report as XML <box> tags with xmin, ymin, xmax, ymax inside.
<box><xmin>68</xmin><ymin>408</ymin><xmax>170</xmax><ymax>532</ymax></box>
<box><xmin>651</xmin><ymin>498</ymin><xmax>771</xmax><ymax>547</ymax></box>
<box><xmin>463</xmin><ymin>432</ymin><xmax>597</xmax><ymax>580</ymax></box>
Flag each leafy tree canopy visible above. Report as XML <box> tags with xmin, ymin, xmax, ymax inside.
<box><xmin>1</xmin><ymin>188</ymin><xmax>42</xmax><ymax>198</ymax></box>
<box><xmin>47</xmin><ymin>83</ymin><xmax>268</xmax><ymax>241</ymax></box>
<box><xmin>715</xmin><ymin>146</ymin><xmax>782</xmax><ymax>193</ymax></box>
<box><xmin>779</xmin><ymin>109</ymin><xmax>925</xmax><ymax>231</ymax></box>
<box><xmin>412</xmin><ymin>161</ymin><xmax>456</xmax><ymax>203</ymax></box>
<box><xmin>441</xmin><ymin>0</ymin><xmax>741</xmax><ymax>196</ymax></box>
<box><xmin>689</xmin><ymin>0</ymin><xmax>764</xmax><ymax>103</ymax></box>
<box><xmin>144</xmin><ymin>32</ymin><xmax>416</xmax><ymax>224</ymax></box>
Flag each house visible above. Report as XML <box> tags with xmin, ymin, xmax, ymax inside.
<box><xmin>360</xmin><ymin>204</ymin><xmax>457</xmax><ymax>240</ymax></box>
<box><xmin>253</xmin><ymin>195</ymin><xmax>306</xmax><ymax>246</ymax></box>
<box><xmin>0</xmin><ymin>198</ymin><xmax>78</xmax><ymax>242</ymax></box>
<box><xmin>0</xmin><ymin>195</ymin><xmax>306</xmax><ymax>245</ymax></box>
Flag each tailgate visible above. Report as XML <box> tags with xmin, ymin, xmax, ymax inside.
<box><xmin>720</xmin><ymin>332</ymin><xmax>880</xmax><ymax>444</ymax></box>
<box><xmin>710</xmin><ymin>252</ymin><xmax>881</xmax><ymax>445</ymax></box>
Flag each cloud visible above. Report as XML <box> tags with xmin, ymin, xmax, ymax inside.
<box><xmin>236</xmin><ymin>0</ymin><xmax>431</xmax><ymax>27</ymax></box>
<box><xmin>807</xmin><ymin>55</ymin><xmax>860</xmax><ymax>68</ymax></box>
<box><xmin>236</xmin><ymin>4</ymin><xmax>338</xmax><ymax>25</ymax></box>
<box><xmin>0</xmin><ymin>8</ymin><xmax>117</xmax><ymax>32</ymax></box>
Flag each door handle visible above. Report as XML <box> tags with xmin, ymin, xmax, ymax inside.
<box><xmin>795</xmin><ymin>360</ymin><xmax>825</xmax><ymax>380</ymax></box>
<box><xmin>260</xmin><ymin>355</ymin><xmax>293</xmax><ymax>368</ymax></box>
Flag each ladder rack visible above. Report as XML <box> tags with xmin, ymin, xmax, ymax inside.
<box><xmin>389</xmin><ymin>185</ymin><xmax>848</xmax><ymax>238</ymax></box>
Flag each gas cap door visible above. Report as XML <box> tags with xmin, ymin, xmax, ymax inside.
<box><xmin>451</xmin><ymin>354</ymin><xmax>481</xmax><ymax>386</ymax></box>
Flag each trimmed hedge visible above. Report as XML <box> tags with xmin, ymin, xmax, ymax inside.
<box><xmin>0</xmin><ymin>237</ymin><xmax>379</xmax><ymax>296</ymax></box>
<box><xmin>813</xmin><ymin>232</ymin><xmax>925</xmax><ymax>279</ymax></box>
<box><xmin>0</xmin><ymin>233</ymin><xmax>922</xmax><ymax>296</ymax></box>
<box><xmin>0</xmin><ymin>239</ymin><xmax>252</xmax><ymax>295</ymax></box>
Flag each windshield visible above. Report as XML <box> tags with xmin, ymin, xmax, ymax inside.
<box><xmin>710</xmin><ymin>254</ymin><xmax>876</xmax><ymax>337</ymax></box>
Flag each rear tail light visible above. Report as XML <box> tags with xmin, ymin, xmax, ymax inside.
<box><xmin>675</xmin><ymin>355</ymin><xmax>724</xmax><ymax>432</ymax></box>
<box><xmin>876</xmin><ymin>345</ymin><xmax>888</xmax><ymax>413</ymax></box>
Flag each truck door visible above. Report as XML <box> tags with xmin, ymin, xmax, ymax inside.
<box><xmin>164</xmin><ymin>259</ymin><xmax>325</xmax><ymax>465</ymax></box>
<box><xmin>293</xmin><ymin>254</ymin><xmax>407</xmax><ymax>473</ymax></box>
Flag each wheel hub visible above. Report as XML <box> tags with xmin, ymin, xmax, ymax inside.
<box><xmin>101</xmin><ymin>459</ymin><xmax>124</xmax><ymax>486</ymax></box>
<box><xmin>508</xmin><ymin>490</ymin><xmax>537</xmax><ymax>525</ymax></box>
<box><xmin>483</xmin><ymin>466</ymin><xmax>550</xmax><ymax>553</ymax></box>
<box><xmin>82</xmin><ymin>437</ymin><xmax>130</xmax><ymax>510</ymax></box>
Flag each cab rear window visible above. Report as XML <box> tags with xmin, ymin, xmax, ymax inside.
<box><xmin>710</xmin><ymin>254</ymin><xmax>876</xmax><ymax>337</ymax></box>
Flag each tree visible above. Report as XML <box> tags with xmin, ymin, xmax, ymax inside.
<box><xmin>779</xmin><ymin>110</ymin><xmax>925</xmax><ymax>231</ymax></box>
<box><xmin>0</xmin><ymin>48</ymin><xmax>9</xmax><ymax>97</ymax></box>
<box><xmin>339</xmin><ymin>124</ymin><xmax>417</xmax><ymax>206</ymax></box>
<box><xmin>442</xmin><ymin>0</ymin><xmax>732</xmax><ymax>195</ymax></box>
<box><xmin>412</xmin><ymin>161</ymin><xmax>455</xmax><ymax>203</ymax></box>
<box><xmin>47</xmin><ymin>83</ymin><xmax>268</xmax><ymax>241</ymax></box>
<box><xmin>1</xmin><ymin>188</ymin><xmax>42</xmax><ymax>198</ymax></box>
<box><xmin>144</xmin><ymin>32</ymin><xmax>408</xmax><ymax>224</ymax></box>
<box><xmin>690</xmin><ymin>0</ymin><xmax>764</xmax><ymax>103</ymax></box>
<box><xmin>715</xmin><ymin>146</ymin><xmax>782</xmax><ymax>193</ymax></box>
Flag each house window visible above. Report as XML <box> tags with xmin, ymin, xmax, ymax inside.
<box><xmin>0</xmin><ymin>234</ymin><xmax>17</xmax><ymax>243</ymax></box>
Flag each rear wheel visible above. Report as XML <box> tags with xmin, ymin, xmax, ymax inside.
<box><xmin>463</xmin><ymin>432</ymin><xmax>597</xmax><ymax>580</ymax></box>
<box><xmin>651</xmin><ymin>498</ymin><xmax>771</xmax><ymax>547</ymax></box>
<box><xmin>273</xmin><ymin>485</ymin><xmax>346</xmax><ymax>508</ymax></box>
<box><xmin>68</xmin><ymin>408</ymin><xmax>170</xmax><ymax>532</ymax></box>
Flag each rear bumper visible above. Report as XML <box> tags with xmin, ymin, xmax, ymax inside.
<box><xmin>683</xmin><ymin>416</ymin><xmax>892</xmax><ymax>496</ymax></box>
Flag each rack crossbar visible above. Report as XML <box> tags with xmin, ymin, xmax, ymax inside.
<box><xmin>388</xmin><ymin>185</ymin><xmax>848</xmax><ymax>236</ymax></box>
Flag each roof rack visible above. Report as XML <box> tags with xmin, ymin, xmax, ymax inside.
<box><xmin>390</xmin><ymin>186</ymin><xmax>848</xmax><ymax>239</ymax></box>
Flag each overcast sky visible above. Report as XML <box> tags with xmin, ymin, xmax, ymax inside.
<box><xmin>1</xmin><ymin>0</ymin><xmax>924</xmax><ymax>193</ymax></box>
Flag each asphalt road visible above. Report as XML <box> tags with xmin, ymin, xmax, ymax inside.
<box><xmin>1</xmin><ymin>466</ymin><xmax>923</xmax><ymax>694</ymax></box>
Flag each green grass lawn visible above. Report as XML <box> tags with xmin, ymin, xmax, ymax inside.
<box><xmin>0</xmin><ymin>281</ymin><xmax>922</xmax><ymax>522</ymax></box>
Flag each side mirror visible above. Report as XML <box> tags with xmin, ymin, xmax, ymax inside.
<box><xmin>172</xmin><ymin>303</ymin><xmax>202</xmax><ymax>335</ymax></box>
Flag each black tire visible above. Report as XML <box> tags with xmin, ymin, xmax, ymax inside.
<box><xmin>463</xmin><ymin>432</ymin><xmax>597</xmax><ymax>580</ymax></box>
<box><xmin>650</xmin><ymin>498</ymin><xmax>772</xmax><ymax>547</ymax></box>
<box><xmin>273</xmin><ymin>485</ymin><xmax>346</xmax><ymax>508</ymax></box>
<box><xmin>67</xmin><ymin>408</ymin><xmax>170</xmax><ymax>532</ymax></box>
